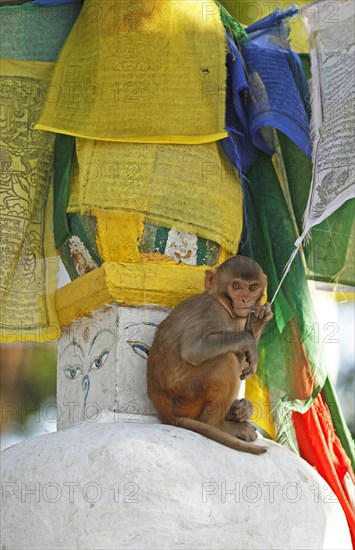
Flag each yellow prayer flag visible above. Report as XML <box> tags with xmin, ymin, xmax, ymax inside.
<box><xmin>68</xmin><ymin>139</ymin><xmax>244</xmax><ymax>253</ymax></box>
<box><xmin>36</xmin><ymin>0</ymin><xmax>227</xmax><ymax>144</ymax></box>
<box><xmin>246</xmin><ymin>375</ymin><xmax>277</xmax><ymax>440</ymax></box>
<box><xmin>0</xmin><ymin>59</ymin><xmax>59</xmax><ymax>343</ymax></box>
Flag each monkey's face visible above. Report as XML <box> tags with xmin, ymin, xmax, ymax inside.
<box><xmin>226</xmin><ymin>278</ymin><xmax>264</xmax><ymax>317</ymax></box>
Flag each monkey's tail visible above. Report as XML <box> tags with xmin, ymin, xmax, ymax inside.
<box><xmin>175</xmin><ymin>417</ymin><xmax>267</xmax><ymax>455</ymax></box>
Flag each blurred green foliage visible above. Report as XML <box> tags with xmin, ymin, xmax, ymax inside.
<box><xmin>21</xmin><ymin>344</ymin><xmax>57</xmax><ymax>409</ymax></box>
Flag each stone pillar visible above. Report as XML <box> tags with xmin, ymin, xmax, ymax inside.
<box><xmin>57</xmin><ymin>303</ymin><xmax>167</xmax><ymax>429</ymax></box>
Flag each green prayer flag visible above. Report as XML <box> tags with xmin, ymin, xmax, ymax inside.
<box><xmin>240</xmin><ymin>151</ymin><xmax>327</xmax><ymax>448</ymax></box>
<box><xmin>0</xmin><ymin>3</ymin><xmax>81</xmax><ymax>62</ymax></box>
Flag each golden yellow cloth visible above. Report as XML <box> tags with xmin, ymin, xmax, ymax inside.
<box><xmin>36</xmin><ymin>0</ymin><xmax>227</xmax><ymax>144</ymax></box>
<box><xmin>68</xmin><ymin>140</ymin><xmax>243</xmax><ymax>253</ymax></box>
<box><xmin>94</xmin><ymin>211</ymin><xmax>145</xmax><ymax>264</ymax></box>
<box><xmin>0</xmin><ymin>59</ymin><xmax>59</xmax><ymax>343</ymax></box>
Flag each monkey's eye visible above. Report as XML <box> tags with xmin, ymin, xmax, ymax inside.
<box><xmin>232</xmin><ymin>282</ymin><xmax>241</xmax><ymax>290</ymax></box>
<box><xmin>63</xmin><ymin>366</ymin><xmax>82</xmax><ymax>380</ymax></box>
<box><xmin>249</xmin><ymin>284</ymin><xmax>259</xmax><ymax>291</ymax></box>
<box><xmin>90</xmin><ymin>350</ymin><xmax>109</xmax><ymax>371</ymax></box>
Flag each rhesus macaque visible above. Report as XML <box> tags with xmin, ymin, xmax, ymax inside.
<box><xmin>147</xmin><ymin>255</ymin><xmax>273</xmax><ymax>455</ymax></box>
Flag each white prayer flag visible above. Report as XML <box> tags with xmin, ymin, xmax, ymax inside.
<box><xmin>271</xmin><ymin>0</ymin><xmax>355</xmax><ymax>303</ymax></box>
<box><xmin>302</xmin><ymin>0</ymin><xmax>355</xmax><ymax>239</ymax></box>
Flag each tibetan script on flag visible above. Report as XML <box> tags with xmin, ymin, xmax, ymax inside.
<box><xmin>302</xmin><ymin>0</ymin><xmax>355</xmax><ymax>235</ymax></box>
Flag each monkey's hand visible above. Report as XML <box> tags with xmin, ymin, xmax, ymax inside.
<box><xmin>245</xmin><ymin>302</ymin><xmax>273</xmax><ymax>339</ymax></box>
<box><xmin>239</xmin><ymin>342</ymin><xmax>259</xmax><ymax>380</ymax></box>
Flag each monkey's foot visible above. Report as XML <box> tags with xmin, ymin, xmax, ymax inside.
<box><xmin>222</xmin><ymin>420</ymin><xmax>258</xmax><ymax>442</ymax></box>
<box><xmin>225</xmin><ymin>398</ymin><xmax>253</xmax><ymax>423</ymax></box>
<box><xmin>234</xmin><ymin>421</ymin><xmax>258</xmax><ymax>442</ymax></box>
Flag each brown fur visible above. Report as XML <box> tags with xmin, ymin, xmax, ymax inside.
<box><xmin>147</xmin><ymin>256</ymin><xmax>273</xmax><ymax>455</ymax></box>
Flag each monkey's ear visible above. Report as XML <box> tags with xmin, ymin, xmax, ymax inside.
<box><xmin>204</xmin><ymin>269</ymin><xmax>217</xmax><ymax>290</ymax></box>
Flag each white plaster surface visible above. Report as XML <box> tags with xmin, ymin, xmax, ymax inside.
<box><xmin>0</xmin><ymin>416</ymin><xmax>351</xmax><ymax>550</ymax></box>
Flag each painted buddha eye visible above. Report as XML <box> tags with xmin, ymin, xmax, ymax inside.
<box><xmin>127</xmin><ymin>341</ymin><xmax>150</xmax><ymax>359</ymax></box>
<box><xmin>90</xmin><ymin>350</ymin><xmax>109</xmax><ymax>371</ymax></box>
<box><xmin>63</xmin><ymin>366</ymin><xmax>82</xmax><ymax>380</ymax></box>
